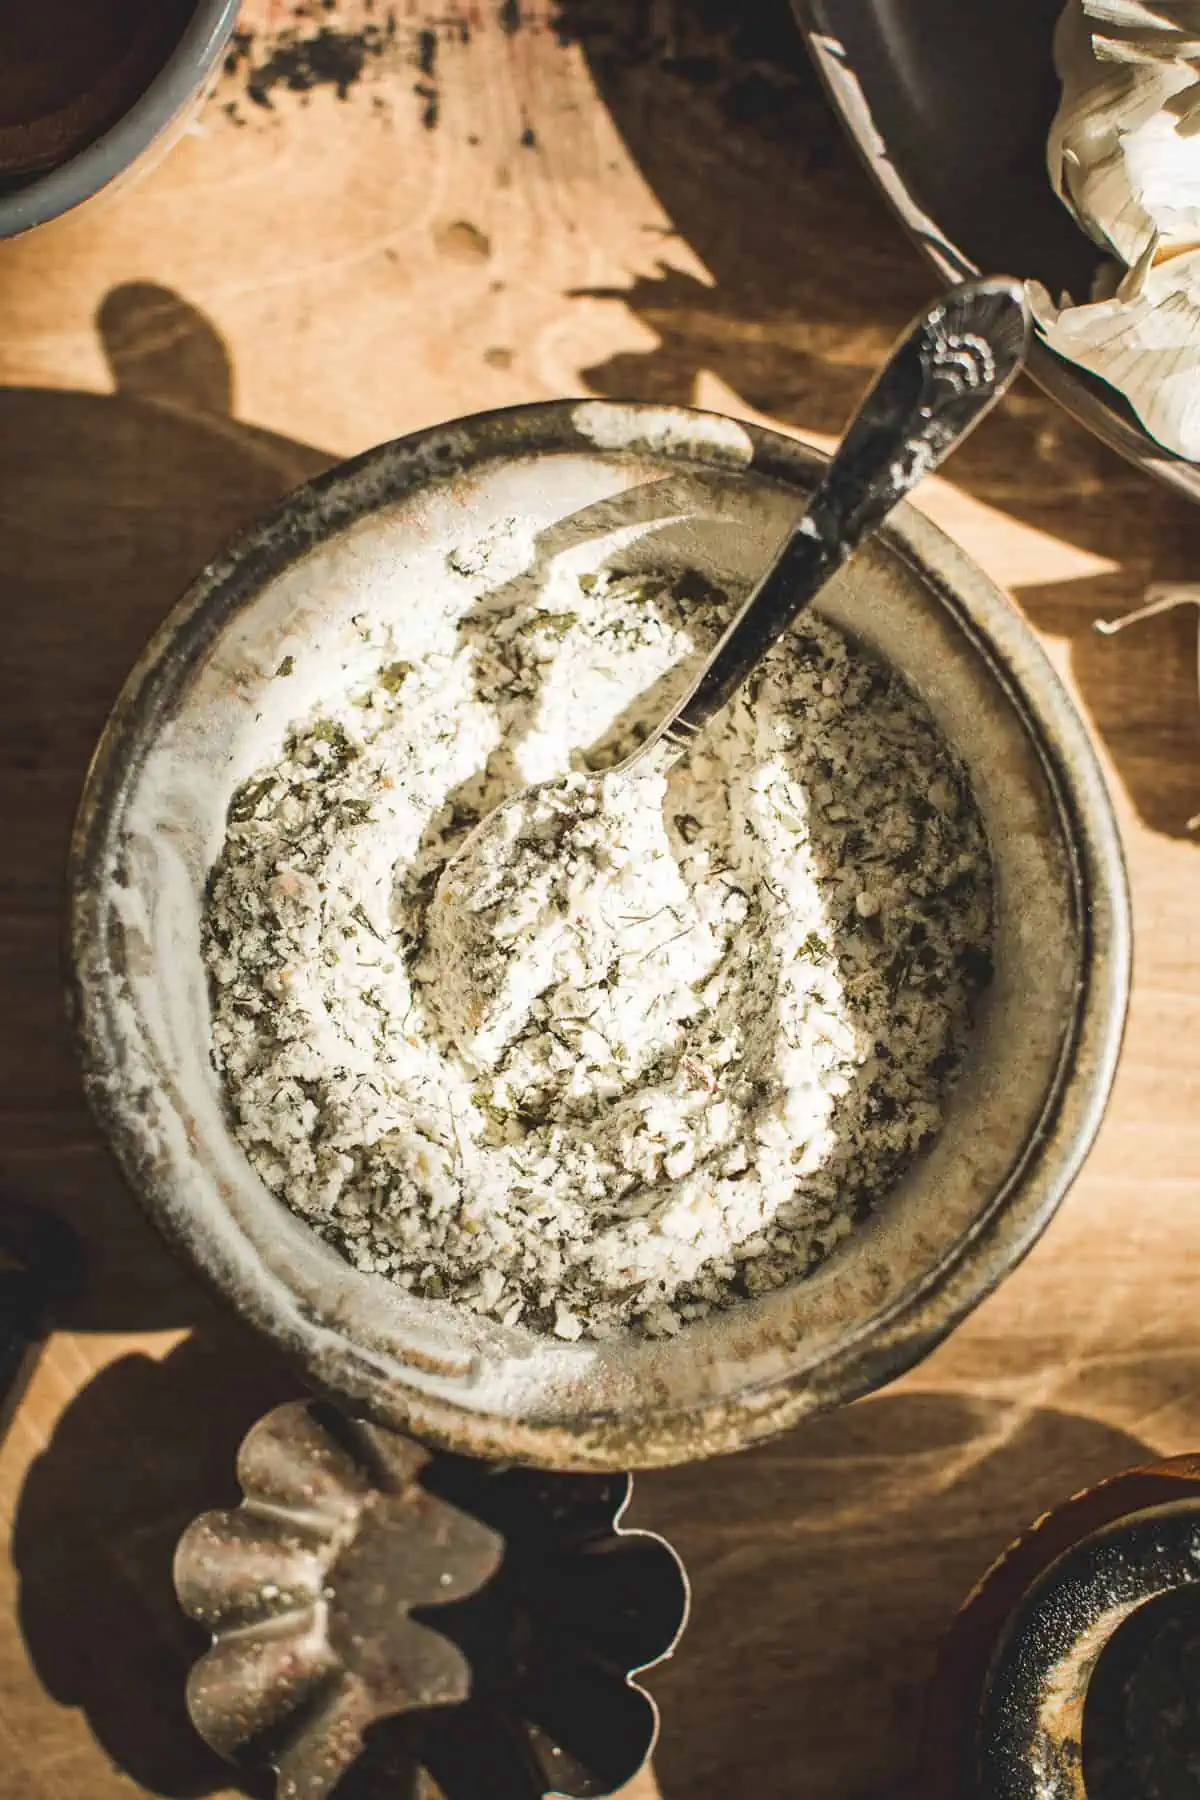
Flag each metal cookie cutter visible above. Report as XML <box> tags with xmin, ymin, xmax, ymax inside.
<box><xmin>174</xmin><ymin>1400</ymin><xmax>689</xmax><ymax>1799</ymax></box>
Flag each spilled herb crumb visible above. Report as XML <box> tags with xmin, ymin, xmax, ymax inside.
<box><xmin>223</xmin><ymin>6</ymin><xmax>400</xmax><ymax>110</ymax></box>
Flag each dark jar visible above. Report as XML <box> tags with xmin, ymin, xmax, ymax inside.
<box><xmin>920</xmin><ymin>1454</ymin><xmax>1200</xmax><ymax>1800</ymax></box>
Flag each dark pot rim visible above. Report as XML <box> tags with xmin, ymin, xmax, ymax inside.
<box><xmin>65</xmin><ymin>399</ymin><xmax>1132</xmax><ymax>1468</ymax></box>
<box><xmin>0</xmin><ymin>0</ymin><xmax>240</xmax><ymax>240</ymax></box>
<box><xmin>981</xmin><ymin>1496</ymin><xmax>1200</xmax><ymax>1798</ymax></box>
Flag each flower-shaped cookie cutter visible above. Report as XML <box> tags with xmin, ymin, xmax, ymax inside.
<box><xmin>174</xmin><ymin>1399</ymin><xmax>689</xmax><ymax>1799</ymax></box>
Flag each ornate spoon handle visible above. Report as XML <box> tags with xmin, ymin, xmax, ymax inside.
<box><xmin>637</xmin><ymin>275</ymin><xmax>1030</xmax><ymax>770</ymax></box>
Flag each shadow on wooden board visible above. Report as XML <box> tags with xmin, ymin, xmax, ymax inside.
<box><xmin>12</xmin><ymin>1329</ymin><xmax>1158</xmax><ymax>1800</ymax></box>
<box><xmin>0</xmin><ymin>280</ymin><xmax>331</xmax><ymax>1338</ymax></box>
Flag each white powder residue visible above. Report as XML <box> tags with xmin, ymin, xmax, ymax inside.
<box><xmin>203</xmin><ymin>570</ymin><xmax>993</xmax><ymax>1341</ymax></box>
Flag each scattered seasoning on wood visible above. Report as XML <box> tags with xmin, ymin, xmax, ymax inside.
<box><xmin>551</xmin><ymin>0</ymin><xmax>842</xmax><ymax>158</ymax></box>
<box><xmin>217</xmin><ymin>2</ymin><xmax>472</xmax><ymax>133</ymax></box>
<box><xmin>225</xmin><ymin>9</ymin><xmax>399</xmax><ymax>110</ymax></box>
<box><xmin>223</xmin><ymin>1</ymin><xmax>410</xmax><ymax>121</ymax></box>
<box><xmin>204</xmin><ymin>558</ymin><xmax>993</xmax><ymax>1343</ymax></box>
<box><xmin>210</xmin><ymin>0</ymin><xmax>826</xmax><ymax>152</ymax></box>
<box><xmin>414</xmin><ymin>81</ymin><xmax>438</xmax><ymax>129</ymax></box>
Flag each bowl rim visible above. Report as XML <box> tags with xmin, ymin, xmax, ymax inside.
<box><xmin>0</xmin><ymin>0</ymin><xmax>240</xmax><ymax>240</ymax></box>
<box><xmin>65</xmin><ymin>397</ymin><xmax>1132</xmax><ymax>1468</ymax></box>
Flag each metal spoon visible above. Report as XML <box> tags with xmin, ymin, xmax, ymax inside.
<box><xmin>427</xmin><ymin>277</ymin><xmax>1030</xmax><ymax>1066</ymax></box>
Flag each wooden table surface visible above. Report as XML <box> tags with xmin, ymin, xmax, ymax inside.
<box><xmin>3</xmin><ymin>3</ymin><xmax>1200</xmax><ymax>1796</ymax></box>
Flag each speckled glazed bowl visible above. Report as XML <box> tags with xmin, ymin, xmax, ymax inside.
<box><xmin>67</xmin><ymin>400</ymin><xmax>1130</xmax><ymax>1470</ymax></box>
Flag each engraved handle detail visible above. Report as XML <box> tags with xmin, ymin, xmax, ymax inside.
<box><xmin>636</xmin><ymin>277</ymin><xmax>1030</xmax><ymax>770</ymax></box>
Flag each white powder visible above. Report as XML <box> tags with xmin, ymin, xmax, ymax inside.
<box><xmin>203</xmin><ymin>569</ymin><xmax>992</xmax><ymax>1341</ymax></box>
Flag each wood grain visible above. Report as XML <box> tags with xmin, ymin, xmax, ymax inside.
<box><xmin>2</xmin><ymin>4</ymin><xmax>1200</xmax><ymax>1796</ymax></box>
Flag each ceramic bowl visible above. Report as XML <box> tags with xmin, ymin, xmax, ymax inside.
<box><xmin>0</xmin><ymin>0</ymin><xmax>239</xmax><ymax>240</ymax></box>
<box><xmin>67</xmin><ymin>400</ymin><xmax>1130</xmax><ymax>1470</ymax></box>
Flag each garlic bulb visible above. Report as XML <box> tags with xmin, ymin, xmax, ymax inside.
<box><xmin>1049</xmin><ymin>0</ymin><xmax>1200</xmax><ymax>267</ymax></box>
<box><xmin>1043</xmin><ymin>0</ymin><xmax>1200</xmax><ymax>456</ymax></box>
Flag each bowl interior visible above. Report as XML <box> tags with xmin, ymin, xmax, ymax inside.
<box><xmin>70</xmin><ymin>404</ymin><xmax>1118</xmax><ymax>1466</ymax></box>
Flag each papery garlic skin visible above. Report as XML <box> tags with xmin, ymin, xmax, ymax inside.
<box><xmin>1050</xmin><ymin>0</ymin><xmax>1200</xmax><ymax>267</ymax></box>
<box><xmin>1044</xmin><ymin>0</ymin><xmax>1200</xmax><ymax>456</ymax></box>
<box><xmin>1032</xmin><ymin>249</ymin><xmax>1200</xmax><ymax>456</ymax></box>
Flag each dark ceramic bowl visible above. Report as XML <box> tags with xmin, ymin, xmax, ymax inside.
<box><xmin>67</xmin><ymin>400</ymin><xmax>1130</xmax><ymax>1470</ymax></box>
<box><xmin>792</xmin><ymin>0</ymin><xmax>1200</xmax><ymax>505</ymax></box>
<box><xmin>921</xmin><ymin>1454</ymin><xmax>1200</xmax><ymax>1798</ymax></box>
<box><xmin>0</xmin><ymin>0</ymin><xmax>239</xmax><ymax>240</ymax></box>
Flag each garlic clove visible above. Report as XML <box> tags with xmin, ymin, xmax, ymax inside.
<box><xmin>1049</xmin><ymin>0</ymin><xmax>1200</xmax><ymax>266</ymax></box>
<box><xmin>1032</xmin><ymin>250</ymin><xmax>1200</xmax><ymax>456</ymax></box>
